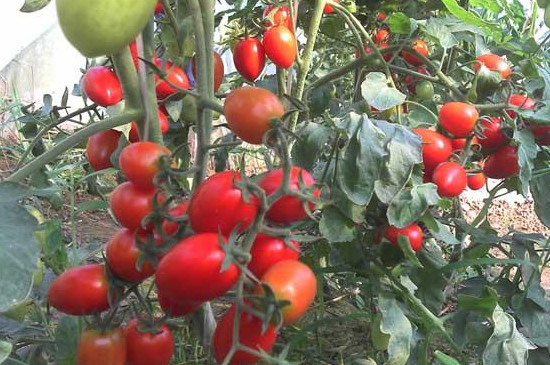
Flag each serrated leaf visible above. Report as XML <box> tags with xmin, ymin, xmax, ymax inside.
<box><xmin>421</xmin><ymin>214</ymin><xmax>461</xmax><ymax>246</ymax></box>
<box><xmin>386</xmin><ymin>12</ymin><xmax>414</xmax><ymax>35</ymax></box>
<box><xmin>361</xmin><ymin>73</ymin><xmax>406</xmax><ymax>112</ymax></box>
<box><xmin>516</xmin><ymin>300</ymin><xmax>550</xmax><ymax>347</ymax></box>
<box><xmin>319</xmin><ymin>206</ymin><xmax>358</xmax><ymax>243</ymax></box>
<box><xmin>292</xmin><ymin>123</ymin><xmax>332</xmax><ymax>170</ymax></box>
<box><xmin>440</xmin><ymin>0</ymin><xmax>499</xmax><ymax>38</ymax></box>
<box><xmin>387</xmin><ymin>184</ymin><xmax>440</xmax><ymax>228</ymax></box>
<box><xmin>20</xmin><ymin>0</ymin><xmax>51</xmax><ymax>13</ymax></box>
<box><xmin>378</xmin><ymin>294</ymin><xmax>412</xmax><ymax>365</ymax></box>
<box><xmin>514</xmin><ymin>128</ymin><xmax>538</xmax><ymax>197</ymax></box>
<box><xmin>426</xmin><ymin>18</ymin><xmax>459</xmax><ymax>49</ymax></box>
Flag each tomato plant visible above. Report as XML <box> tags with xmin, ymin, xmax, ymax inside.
<box><xmin>77</xmin><ymin>328</ymin><xmax>126</xmax><ymax>365</ymax></box>
<box><xmin>474</xmin><ymin>53</ymin><xmax>512</xmax><ymax>79</ymax></box>
<box><xmin>233</xmin><ymin>37</ymin><xmax>266</xmax><ymax>82</ymax></box>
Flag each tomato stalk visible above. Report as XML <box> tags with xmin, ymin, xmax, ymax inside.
<box><xmin>111</xmin><ymin>48</ymin><xmax>142</xmax><ymax>110</ymax></box>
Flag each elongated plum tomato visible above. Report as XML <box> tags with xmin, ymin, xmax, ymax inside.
<box><xmin>56</xmin><ymin>0</ymin><xmax>157</xmax><ymax>57</ymax></box>
<box><xmin>401</xmin><ymin>39</ymin><xmax>429</xmax><ymax>66</ymax></box>
<box><xmin>248</xmin><ymin>234</ymin><xmax>300</xmax><ymax>279</ymax></box>
<box><xmin>48</xmin><ymin>264</ymin><xmax>112</xmax><ymax>315</ymax></box>
<box><xmin>82</xmin><ymin>66</ymin><xmax>123</xmax><ymax>107</ymax></box>
<box><xmin>77</xmin><ymin>328</ymin><xmax>126</xmax><ymax>365</ymax></box>
<box><xmin>432</xmin><ymin>161</ymin><xmax>467</xmax><ymax>198</ymax></box>
<box><xmin>263</xmin><ymin>5</ymin><xmax>293</xmax><ymax>31</ymax></box>
<box><xmin>155</xmin><ymin>59</ymin><xmax>190</xmax><ymax>100</ymax></box>
<box><xmin>125</xmin><ymin>318</ymin><xmax>174</xmax><ymax>365</ymax></box>
<box><xmin>263</xmin><ymin>25</ymin><xmax>297</xmax><ymax>69</ymax></box>
<box><xmin>474</xmin><ymin>53</ymin><xmax>511</xmax><ymax>79</ymax></box>
<box><xmin>224</xmin><ymin>87</ymin><xmax>285</xmax><ymax>144</ymax></box>
<box><xmin>412</xmin><ymin>128</ymin><xmax>452</xmax><ymax>171</ymax></box>
<box><xmin>158</xmin><ymin>291</ymin><xmax>200</xmax><ymax>317</ymax></box>
<box><xmin>188</xmin><ymin>171</ymin><xmax>259</xmax><ymax>235</ymax></box>
<box><xmin>86</xmin><ymin>129</ymin><xmax>121</xmax><ymax>171</ymax></box>
<box><xmin>507</xmin><ymin>94</ymin><xmax>536</xmax><ymax>118</ymax></box>
<box><xmin>233</xmin><ymin>37</ymin><xmax>266</xmax><ymax>82</ymax></box>
<box><xmin>477</xmin><ymin>117</ymin><xmax>507</xmax><ymax>152</ymax></box>
<box><xmin>110</xmin><ymin>182</ymin><xmax>163</xmax><ymax>231</ymax></box>
<box><xmin>106</xmin><ymin>228</ymin><xmax>155</xmax><ymax>283</ymax></box>
<box><xmin>468</xmin><ymin>171</ymin><xmax>487</xmax><ymax>190</ymax></box>
<box><xmin>439</xmin><ymin>102</ymin><xmax>479</xmax><ymax>138</ymax></box>
<box><xmin>259</xmin><ymin>167</ymin><xmax>320</xmax><ymax>224</ymax></box>
<box><xmin>192</xmin><ymin>52</ymin><xmax>224</xmax><ymax>93</ymax></box>
<box><xmin>323</xmin><ymin>0</ymin><xmax>340</xmax><ymax>14</ymax></box>
<box><xmin>129</xmin><ymin>107</ymin><xmax>170</xmax><ymax>143</ymax></box>
<box><xmin>384</xmin><ymin>224</ymin><xmax>424</xmax><ymax>252</ymax></box>
<box><xmin>483</xmin><ymin>145</ymin><xmax>519</xmax><ymax>179</ymax></box>
<box><xmin>119</xmin><ymin>142</ymin><xmax>170</xmax><ymax>189</ymax></box>
<box><xmin>161</xmin><ymin>200</ymin><xmax>189</xmax><ymax>236</ymax></box>
<box><xmin>155</xmin><ymin>233</ymin><xmax>240</xmax><ymax>302</ymax></box>
<box><xmin>213</xmin><ymin>304</ymin><xmax>278</xmax><ymax>365</ymax></box>
<box><xmin>258</xmin><ymin>260</ymin><xmax>317</xmax><ymax>325</ymax></box>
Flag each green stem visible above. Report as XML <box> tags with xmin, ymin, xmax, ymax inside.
<box><xmin>111</xmin><ymin>48</ymin><xmax>141</xmax><ymax>110</ymax></box>
<box><xmin>142</xmin><ymin>20</ymin><xmax>163</xmax><ymax>144</ymax></box>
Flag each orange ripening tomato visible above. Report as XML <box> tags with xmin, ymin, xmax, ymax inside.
<box><xmin>401</xmin><ymin>39</ymin><xmax>429</xmax><ymax>66</ymax></box>
<box><xmin>474</xmin><ymin>53</ymin><xmax>511</xmax><ymax>79</ymax></box>
<box><xmin>77</xmin><ymin>328</ymin><xmax>126</xmax><ymax>365</ymax></box>
<box><xmin>248</xmin><ymin>234</ymin><xmax>300</xmax><ymax>279</ymax></box>
<box><xmin>263</xmin><ymin>5</ymin><xmax>293</xmax><ymax>31</ymax></box>
<box><xmin>468</xmin><ymin>171</ymin><xmax>487</xmax><ymax>190</ymax></box>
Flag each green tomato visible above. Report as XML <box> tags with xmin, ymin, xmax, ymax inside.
<box><xmin>371</xmin><ymin>313</ymin><xmax>390</xmax><ymax>351</ymax></box>
<box><xmin>56</xmin><ymin>0</ymin><xmax>157</xmax><ymax>57</ymax></box>
<box><xmin>415</xmin><ymin>80</ymin><xmax>435</xmax><ymax>100</ymax></box>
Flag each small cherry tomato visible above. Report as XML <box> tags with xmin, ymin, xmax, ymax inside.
<box><xmin>125</xmin><ymin>318</ymin><xmax>174</xmax><ymax>365</ymax></box>
<box><xmin>248</xmin><ymin>234</ymin><xmax>300</xmax><ymax>279</ymax></box>
<box><xmin>82</xmin><ymin>66</ymin><xmax>123</xmax><ymax>107</ymax></box>
<box><xmin>402</xmin><ymin>39</ymin><xmax>429</xmax><ymax>66</ymax></box>
<box><xmin>119</xmin><ymin>142</ymin><xmax>171</xmax><ymax>188</ymax></box>
<box><xmin>439</xmin><ymin>102</ymin><xmax>479</xmax><ymax>138</ymax></box>
<box><xmin>323</xmin><ymin>0</ymin><xmax>340</xmax><ymax>14</ymax></box>
<box><xmin>474</xmin><ymin>53</ymin><xmax>511</xmax><ymax>79</ymax></box>
<box><xmin>263</xmin><ymin>25</ymin><xmax>297</xmax><ymax>69</ymax></box>
<box><xmin>432</xmin><ymin>161</ymin><xmax>467</xmax><ymax>198</ymax></box>
<box><xmin>233</xmin><ymin>37</ymin><xmax>266</xmax><ymax>82</ymax></box>
<box><xmin>415</xmin><ymin>80</ymin><xmax>434</xmax><ymax>100</ymax></box>
<box><xmin>477</xmin><ymin>117</ymin><xmax>508</xmax><ymax>153</ymax></box>
<box><xmin>467</xmin><ymin>171</ymin><xmax>487</xmax><ymax>190</ymax></box>
<box><xmin>155</xmin><ymin>59</ymin><xmax>190</xmax><ymax>100</ymax></box>
<box><xmin>507</xmin><ymin>94</ymin><xmax>536</xmax><ymax>118</ymax></box>
<box><xmin>86</xmin><ymin>129</ymin><xmax>122</xmax><ymax>171</ymax></box>
<box><xmin>110</xmin><ymin>182</ymin><xmax>163</xmax><ymax>231</ymax></box>
<box><xmin>77</xmin><ymin>328</ymin><xmax>126</xmax><ymax>365</ymax></box>
<box><xmin>106</xmin><ymin>228</ymin><xmax>155</xmax><ymax>283</ymax></box>
<box><xmin>483</xmin><ymin>145</ymin><xmax>519</xmax><ymax>179</ymax></box>
<box><xmin>384</xmin><ymin>223</ymin><xmax>423</xmax><ymax>252</ymax></box>
<box><xmin>412</xmin><ymin>128</ymin><xmax>453</xmax><ymax>171</ymax></box>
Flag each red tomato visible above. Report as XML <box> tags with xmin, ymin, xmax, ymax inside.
<box><xmin>263</xmin><ymin>5</ymin><xmax>293</xmax><ymax>31</ymax></box>
<box><xmin>259</xmin><ymin>167</ymin><xmax>320</xmax><ymax>224</ymax></box>
<box><xmin>125</xmin><ymin>319</ymin><xmax>174</xmax><ymax>365</ymax></box>
<box><xmin>119</xmin><ymin>142</ymin><xmax>170</xmax><ymax>188</ymax></box>
<box><xmin>48</xmin><ymin>264</ymin><xmax>112</xmax><ymax>315</ymax></box>
<box><xmin>248</xmin><ymin>234</ymin><xmax>300</xmax><ymax>279</ymax></box>
<box><xmin>155</xmin><ymin>59</ymin><xmax>190</xmax><ymax>100</ymax></box>
<box><xmin>467</xmin><ymin>171</ymin><xmax>486</xmax><ymax>190</ymax></box>
<box><xmin>86</xmin><ymin>129</ymin><xmax>122</xmax><ymax>171</ymax></box>
<box><xmin>129</xmin><ymin>107</ymin><xmax>170</xmax><ymax>143</ymax></box>
<box><xmin>439</xmin><ymin>102</ymin><xmax>479</xmax><ymax>138</ymax></box>
<box><xmin>154</xmin><ymin>2</ymin><xmax>164</xmax><ymax>14</ymax></box>
<box><xmin>161</xmin><ymin>200</ymin><xmax>189</xmax><ymax>236</ymax></box>
<box><xmin>82</xmin><ymin>66</ymin><xmax>123</xmax><ymax>107</ymax></box>
<box><xmin>224</xmin><ymin>87</ymin><xmax>285</xmax><ymax>144</ymax></box>
<box><xmin>323</xmin><ymin>0</ymin><xmax>340</xmax><ymax>14</ymax></box>
<box><xmin>432</xmin><ymin>161</ymin><xmax>467</xmax><ymax>198</ymax></box>
<box><xmin>404</xmin><ymin>67</ymin><xmax>429</xmax><ymax>93</ymax></box>
<box><xmin>450</xmin><ymin>136</ymin><xmax>479</xmax><ymax>152</ymax></box>
<box><xmin>384</xmin><ymin>223</ymin><xmax>423</xmax><ymax>252</ymax></box>
<box><xmin>483</xmin><ymin>146</ymin><xmax>519</xmax><ymax>179</ymax></box>
<box><xmin>412</xmin><ymin>128</ymin><xmax>452</xmax><ymax>171</ymax></box>
<box><xmin>106</xmin><ymin>228</ymin><xmax>155</xmax><ymax>283</ymax></box>
<box><xmin>188</xmin><ymin>171</ymin><xmax>259</xmax><ymax>235</ymax></box>
<box><xmin>377</xmin><ymin>12</ymin><xmax>387</xmax><ymax>21</ymax></box>
<box><xmin>158</xmin><ymin>292</ymin><xmax>200</xmax><ymax>317</ymax></box>
<box><xmin>213</xmin><ymin>304</ymin><xmax>278</xmax><ymax>365</ymax></box>
<box><xmin>156</xmin><ymin>233</ymin><xmax>240</xmax><ymax>301</ymax></box>
<box><xmin>263</xmin><ymin>25</ymin><xmax>297</xmax><ymax>69</ymax></box>
<box><xmin>531</xmin><ymin>126</ymin><xmax>550</xmax><ymax>145</ymax></box>
<box><xmin>110</xmin><ymin>182</ymin><xmax>163</xmax><ymax>231</ymax></box>
<box><xmin>77</xmin><ymin>328</ymin><xmax>126</xmax><ymax>365</ymax></box>
<box><xmin>401</xmin><ymin>39</ymin><xmax>429</xmax><ymax>66</ymax></box>
<box><xmin>507</xmin><ymin>94</ymin><xmax>536</xmax><ymax>118</ymax></box>
<box><xmin>192</xmin><ymin>51</ymin><xmax>225</xmax><ymax>93</ymax></box>
<box><xmin>474</xmin><ymin>53</ymin><xmax>511</xmax><ymax>79</ymax></box>
<box><xmin>233</xmin><ymin>37</ymin><xmax>266</xmax><ymax>82</ymax></box>
<box><xmin>373</xmin><ymin>29</ymin><xmax>390</xmax><ymax>45</ymax></box>
<box><xmin>259</xmin><ymin>260</ymin><xmax>317</xmax><ymax>325</ymax></box>
<box><xmin>379</xmin><ymin>41</ymin><xmax>393</xmax><ymax>61</ymax></box>
<box><xmin>129</xmin><ymin>41</ymin><xmax>158</xmax><ymax>70</ymax></box>
<box><xmin>477</xmin><ymin>117</ymin><xmax>507</xmax><ymax>152</ymax></box>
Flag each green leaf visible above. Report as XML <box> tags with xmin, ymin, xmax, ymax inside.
<box><xmin>426</xmin><ymin>18</ymin><xmax>459</xmax><ymax>49</ymax></box>
<box><xmin>440</xmin><ymin>0</ymin><xmax>499</xmax><ymax>38</ymax></box>
<box><xmin>20</xmin><ymin>0</ymin><xmax>51</xmax><ymax>13</ymax></box>
<box><xmin>319</xmin><ymin>206</ymin><xmax>358</xmax><ymax>243</ymax></box>
<box><xmin>397</xmin><ymin>236</ymin><xmax>423</xmax><ymax>268</ymax></box>
<box><xmin>421</xmin><ymin>214</ymin><xmax>461</xmax><ymax>246</ymax></box>
<box><xmin>531</xmin><ymin>170</ymin><xmax>550</xmax><ymax>229</ymax></box>
<box><xmin>55</xmin><ymin>317</ymin><xmax>84</xmax><ymax>365</ymax></box>
<box><xmin>0</xmin><ymin>314</ymin><xmax>45</xmax><ymax>339</ymax></box>
<box><xmin>35</xmin><ymin>220</ymin><xmax>67</xmax><ymax>275</ymax></box>
<box><xmin>386</xmin><ymin>12</ymin><xmax>413</xmax><ymax>34</ymax></box>
<box><xmin>74</xmin><ymin>200</ymin><xmax>109</xmax><ymax>215</ymax></box>
<box><xmin>514</xmin><ymin>128</ymin><xmax>538</xmax><ymax>196</ymax></box>
<box><xmin>469</xmin><ymin>0</ymin><xmax>502</xmax><ymax>12</ymax></box>
<box><xmin>361</xmin><ymin>73</ymin><xmax>407</xmax><ymax>112</ymax></box>
<box><xmin>516</xmin><ymin>300</ymin><xmax>550</xmax><ymax>347</ymax></box>
<box><xmin>482</xmin><ymin>305</ymin><xmax>535</xmax><ymax>364</ymax></box>
<box><xmin>336</xmin><ymin>113</ymin><xmax>386</xmax><ymax>206</ymax></box>
<box><xmin>374</xmin><ymin>121</ymin><xmax>422</xmax><ymax>204</ymax></box>
<box><xmin>387</xmin><ymin>183</ymin><xmax>439</xmax><ymax>228</ymax></box>
<box><xmin>0</xmin><ymin>183</ymin><xmax>39</xmax><ymax>312</ymax></box>
<box><xmin>292</xmin><ymin>123</ymin><xmax>333</xmax><ymax>170</ymax></box>
<box><xmin>0</xmin><ymin>340</ymin><xmax>12</xmax><ymax>363</ymax></box>
<box><xmin>433</xmin><ymin>351</ymin><xmax>461</xmax><ymax>365</ymax></box>
<box><xmin>457</xmin><ymin>286</ymin><xmax>499</xmax><ymax>317</ymax></box>
<box><xmin>378</xmin><ymin>294</ymin><xmax>412</xmax><ymax>365</ymax></box>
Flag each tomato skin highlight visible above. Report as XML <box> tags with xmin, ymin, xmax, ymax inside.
<box><xmin>474</xmin><ymin>53</ymin><xmax>511</xmax><ymax>79</ymax></box>
<box><xmin>259</xmin><ymin>167</ymin><xmax>319</xmax><ymax>224</ymax></box>
<box><xmin>213</xmin><ymin>304</ymin><xmax>278</xmax><ymax>365</ymax></box>
<box><xmin>248</xmin><ymin>234</ymin><xmax>300</xmax><ymax>279</ymax></box>
<box><xmin>77</xmin><ymin>328</ymin><xmax>126</xmax><ymax>365</ymax></box>
<box><xmin>188</xmin><ymin>171</ymin><xmax>259</xmax><ymax>235</ymax></box>
<box><xmin>263</xmin><ymin>25</ymin><xmax>297</xmax><ymax>69</ymax></box>
<box><xmin>82</xmin><ymin>66</ymin><xmax>123</xmax><ymax>107</ymax></box>
<box><xmin>412</xmin><ymin>128</ymin><xmax>453</xmax><ymax>171</ymax></box>
<box><xmin>483</xmin><ymin>145</ymin><xmax>519</xmax><ymax>179</ymax></box>
<box><xmin>48</xmin><ymin>264</ymin><xmax>112</xmax><ymax>315</ymax></box>
<box><xmin>106</xmin><ymin>228</ymin><xmax>155</xmax><ymax>283</ymax></box>
<box><xmin>125</xmin><ymin>319</ymin><xmax>174</xmax><ymax>365</ymax></box>
<box><xmin>119</xmin><ymin>142</ymin><xmax>171</xmax><ymax>189</ymax></box>
<box><xmin>155</xmin><ymin>59</ymin><xmax>191</xmax><ymax>100</ymax></box>
<box><xmin>384</xmin><ymin>224</ymin><xmax>424</xmax><ymax>252</ymax></box>
<box><xmin>110</xmin><ymin>182</ymin><xmax>162</xmax><ymax>231</ymax></box>
<box><xmin>432</xmin><ymin>162</ymin><xmax>467</xmax><ymax>198</ymax></box>
<box><xmin>224</xmin><ymin>87</ymin><xmax>285</xmax><ymax>145</ymax></box>
<box><xmin>259</xmin><ymin>260</ymin><xmax>317</xmax><ymax>325</ymax></box>
<box><xmin>468</xmin><ymin>172</ymin><xmax>487</xmax><ymax>190</ymax></box>
<box><xmin>402</xmin><ymin>39</ymin><xmax>429</xmax><ymax>66</ymax></box>
<box><xmin>86</xmin><ymin>129</ymin><xmax>122</xmax><ymax>171</ymax></box>
<box><xmin>233</xmin><ymin>38</ymin><xmax>266</xmax><ymax>82</ymax></box>
<box><xmin>507</xmin><ymin>94</ymin><xmax>536</xmax><ymax>118</ymax></box>
<box><xmin>155</xmin><ymin>233</ymin><xmax>240</xmax><ymax>302</ymax></box>
<box><xmin>439</xmin><ymin>102</ymin><xmax>479</xmax><ymax>138</ymax></box>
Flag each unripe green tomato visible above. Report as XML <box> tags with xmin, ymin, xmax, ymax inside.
<box><xmin>56</xmin><ymin>0</ymin><xmax>157</xmax><ymax>57</ymax></box>
<box><xmin>415</xmin><ymin>80</ymin><xmax>435</xmax><ymax>100</ymax></box>
<box><xmin>538</xmin><ymin>0</ymin><xmax>548</xmax><ymax>8</ymax></box>
<box><xmin>371</xmin><ymin>313</ymin><xmax>390</xmax><ymax>351</ymax></box>
<box><xmin>545</xmin><ymin>3</ymin><xmax>550</xmax><ymax>28</ymax></box>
